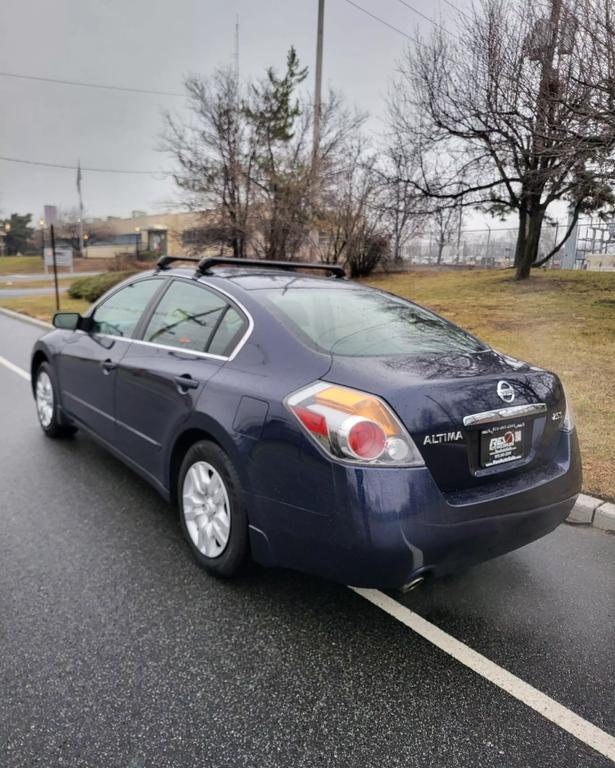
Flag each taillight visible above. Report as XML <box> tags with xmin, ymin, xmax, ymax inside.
<box><xmin>286</xmin><ymin>381</ymin><xmax>424</xmax><ymax>466</ymax></box>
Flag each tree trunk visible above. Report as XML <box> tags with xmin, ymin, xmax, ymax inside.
<box><xmin>515</xmin><ymin>208</ymin><xmax>543</xmax><ymax>280</ymax></box>
<box><xmin>436</xmin><ymin>239</ymin><xmax>444</xmax><ymax>264</ymax></box>
<box><xmin>514</xmin><ymin>207</ymin><xmax>527</xmax><ymax>269</ymax></box>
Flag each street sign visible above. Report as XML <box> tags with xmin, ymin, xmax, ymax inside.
<box><xmin>44</xmin><ymin>206</ymin><xmax>58</xmax><ymax>226</ymax></box>
<box><xmin>44</xmin><ymin>246</ymin><xmax>73</xmax><ymax>271</ymax></box>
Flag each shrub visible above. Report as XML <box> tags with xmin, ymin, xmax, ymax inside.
<box><xmin>345</xmin><ymin>232</ymin><xmax>390</xmax><ymax>278</ymax></box>
<box><xmin>68</xmin><ymin>270</ymin><xmax>136</xmax><ymax>303</ymax></box>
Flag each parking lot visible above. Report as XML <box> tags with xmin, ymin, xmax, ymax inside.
<box><xmin>1</xmin><ymin>310</ymin><xmax>614</xmax><ymax>768</ymax></box>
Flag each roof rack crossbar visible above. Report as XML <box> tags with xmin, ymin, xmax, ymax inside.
<box><xmin>156</xmin><ymin>255</ymin><xmax>201</xmax><ymax>271</ymax></box>
<box><xmin>196</xmin><ymin>257</ymin><xmax>346</xmax><ymax>278</ymax></box>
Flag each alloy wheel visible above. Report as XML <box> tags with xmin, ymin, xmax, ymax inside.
<box><xmin>182</xmin><ymin>461</ymin><xmax>231</xmax><ymax>558</ymax></box>
<box><xmin>36</xmin><ymin>371</ymin><xmax>54</xmax><ymax>428</ymax></box>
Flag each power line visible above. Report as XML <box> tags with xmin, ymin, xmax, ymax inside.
<box><xmin>0</xmin><ymin>155</ymin><xmax>172</xmax><ymax>176</ymax></box>
<box><xmin>440</xmin><ymin>0</ymin><xmax>472</xmax><ymax>22</ymax></box>
<box><xmin>341</xmin><ymin>0</ymin><xmax>421</xmax><ymax>45</ymax></box>
<box><xmin>394</xmin><ymin>0</ymin><xmax>458</xmax><ymax>39</ymax></box>
<box><xmin>0</xmin><ymin>70</ymin><xmax>184</xmax><ymax>98</ymax></box>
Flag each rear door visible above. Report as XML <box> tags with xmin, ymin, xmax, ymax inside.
<box><xmin>57</xmin><ymin>277</ymin><xmax>165</xmax><ymax>443</ymax></box>
<box><xmin>115</xmin><ymin>278</ymin><xmax>248</xmax><ymax>480</ymax></box>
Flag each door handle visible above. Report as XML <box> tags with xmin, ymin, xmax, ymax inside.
<box><xmin>174</xmin><ymin>374</ymin><xmax>199</xmax><ymax>392</ymax></box>
<box><xmin>101</xmin><ymin>359</ymin><xmax>117</xmax><ymax>374</ymax></box>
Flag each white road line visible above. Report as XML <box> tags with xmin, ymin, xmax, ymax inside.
<box><xmin>351</xmin><ymin>587</ymin><xmax>615</xmax><ymax>763</ymax></box>
<box><xmin>0</xmin><ymin>354</ymin><xmax>30</xmax><ymax>381</ymax></box>
<box><xmin>1</xmin><ymin>345</ymin><xmax>613</xmax><ymax>763</ymax></box>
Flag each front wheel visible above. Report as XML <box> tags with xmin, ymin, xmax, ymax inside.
<box><xmin>178</xmin><ymin>440</ymin><xmax>248</xmax><ymax>578</ymax></box>
<box><xmin>34</xmin><ymin>362</ymin><xmax>76</xmax><ymax>439</ymax></box>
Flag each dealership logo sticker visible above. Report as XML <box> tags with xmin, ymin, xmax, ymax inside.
<box><xmin>496</xmin><ymin>380</ymin><xmax>515</xmax><ymax>403</ymax></box>
<box><xmin>489</xmin><ymin>430</ymin><xmax>522</xmax><ymax>451</ymax></box>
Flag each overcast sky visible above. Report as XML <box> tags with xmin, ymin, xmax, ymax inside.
<box><xmin>0</xmin><ymin>0</ymin><xmax>472</xmax><ymax>221</ymax></box>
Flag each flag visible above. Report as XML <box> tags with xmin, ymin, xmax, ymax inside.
<box><xmin>76</xmin><ymin>160</ymin><xmax>83</xmax><ymax>210</ymax></box>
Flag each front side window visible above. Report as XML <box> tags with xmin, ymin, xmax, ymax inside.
<box><xmin>143</xmin><ymin>280</ymin><xmax>235</xmax><ymax>354</ymax></box>
<box><xmin>260</xmin><ymin>286</ymin><xmax>486</xmax><ymax>357</ymax></box>
<box><xmin>91</xmin><ymin>279</ymin><xmax>162</xmax><ymax>338</ymax></box>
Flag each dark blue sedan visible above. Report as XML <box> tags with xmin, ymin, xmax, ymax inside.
<box><xmin>31</xmin><ymin>257</ymin><xmax>581</xmax><ymax>589</ymax></box>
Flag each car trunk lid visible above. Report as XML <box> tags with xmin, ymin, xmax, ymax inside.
<box><xmin>324</xmin><ymin>349</ymin><xmax>565</xmax><ymax>493</ymax></box>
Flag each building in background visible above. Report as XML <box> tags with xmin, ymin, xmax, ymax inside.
<box><xmin>83</xmin><ymin>211</ymin><xmax>213</xmax><ymax>259</ymax></box>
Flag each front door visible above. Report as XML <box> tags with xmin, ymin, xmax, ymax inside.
<box><xmin>57</xmin><ymin>277</ymin><xmax>164</xmax><ymax>443</ymax></box>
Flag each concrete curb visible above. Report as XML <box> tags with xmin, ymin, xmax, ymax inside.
<box><xmin>0</xmin><ymin>305</ymin><xmax>613</xmax><ymax>533</ymax></box>
<box><xmin>0</xmin><ymin>306</ymin><xmax>53</xmax><ymax>330</ymax></box>
<box><xmin>565</xmin><ymin>494</ymin><xmax>615</xmax><ymax>532</ymax></box>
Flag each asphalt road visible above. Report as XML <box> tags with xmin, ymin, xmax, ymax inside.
<box><xmin>0</xmin><ymin>311</ymin><xmax>614</xmax><ymax>768</ymax></box>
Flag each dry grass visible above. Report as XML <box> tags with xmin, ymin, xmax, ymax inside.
<box><xmin>0</xmin><ymin>255</ymin><xmax>112</xmax><ymax>276</ymax></box>
<box><xmin>0</xmin><ymin>291</ymin><xmax>89</xmax><ymax>322</ymax></box>
<box><xmin>0</xmin><ymin>256</ymin><xmax>46</xmax><ymax>275</ymax></box>
<box><xmin>366</xmin><ymin>268</ymin><xmax>615</xmax><ymax>500</ymax></box>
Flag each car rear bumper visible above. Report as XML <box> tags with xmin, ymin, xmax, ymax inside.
<box><xmin>247</xmin><ymin>430</ymin><xmax>582</xmax><ymax>588</ymax></box>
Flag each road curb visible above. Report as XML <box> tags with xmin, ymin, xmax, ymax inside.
<box><xmin>566</xmin><ymin>494</ymin><xmax>615</xmax><ymax>532</ymax></box>
<box><xmin>0</xmin><ymin>306</ymin><xmax>53</xmax><ymax>330</ymax></box>
<box><xmin>0</xmin><ymin>304</ymin><xmax>612</xmax><ymax>533</ymax></box>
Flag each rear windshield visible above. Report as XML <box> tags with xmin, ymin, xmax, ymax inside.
<box><xmin>260</xmin><ymin>286</ymin><xmax>486</xmax><ymax>357</ymax></box>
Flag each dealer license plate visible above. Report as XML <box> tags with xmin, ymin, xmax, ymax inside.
<box><xmin>480</xmin><ymin>421</ymin><xmax>529</xmax><ymax>468</ymax></box>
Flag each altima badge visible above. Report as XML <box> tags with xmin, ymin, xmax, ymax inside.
<box><xmin>497</xmin><ymin>380</ymin><xmax>515</xmax><ymax>404</ymax></box>
<box><xmin>423</xmin><ymin>431</ymin><xmax>463</xmax><ymax>445</ymax></box>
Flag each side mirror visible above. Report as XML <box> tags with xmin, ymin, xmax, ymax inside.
<box><xmin>52</xmin><ymin>312</ymin><xmax>82</xmax><ymax>331</ymax></box>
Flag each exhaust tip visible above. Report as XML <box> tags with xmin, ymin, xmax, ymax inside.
<box><xmin>399</xmin><ymin>575</ymin><xmax>425</xmax><ymax>594</ymax></box>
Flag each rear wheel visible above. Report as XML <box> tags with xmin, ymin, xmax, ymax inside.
<box><xmin>178</xmin><ymin>440</ymin><xmax>248</xmax><ymax>577</ymax></box>
<box><xmin>35</xmin><ymin>362</ymin><xmax>76</xmax><ymax>438</ymax></box>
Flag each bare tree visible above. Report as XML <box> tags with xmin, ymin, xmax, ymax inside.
<box><xmin>432</xmin><ymin>205</ymin><xmax>459</xmax><ymax>264</ymax></box>
<box><xmin>164</xmin><ymin>48</ymin><xmax>369</xmax><ymax>264</ymax></box>
<box><xmin>163</xmin><ymin>67</ymin><xmax>254</xmax><ymax>258</ymax></box>
<box><xmin>391</xmin><ymin>0</ymin><xmax>615</xmax><ymax>279</ymax></box>
<box><xmin>54</xmin><ymin>207</ymin><xmax>87</xmax><ymax>254</ymax></box>
<box><xmin>376</xmin><ymin>136</ymin><xmax>427</xmax><ymax>263</ymax></box>
<box><xmin>317</xmin><ymin>144</ymin><xmax>389</xmax><ymax>276</ymax></box>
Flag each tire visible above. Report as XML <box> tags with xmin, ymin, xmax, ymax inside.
<box><xmin>178</xmin><ymin>440</ymin><xmax>248</xmax><ymax>578</ymax></box>
<box><xmin>34</xmin><ymin>362</ymin><xmax>77</xmax><ymax>439</ymax></box>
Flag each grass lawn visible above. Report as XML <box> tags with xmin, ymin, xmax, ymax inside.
<box><xmin>1</xmin><ymin>266</ymin><xmax>612</xmax><ymax>500</ymax></box>
<box><xmin>0</xmin><ymin>255</ymin><xmax>111</xmax><ymax>276</ymax></box>
<box><xmin>367</xmin><ymin>268</ymin><xmax>615</xmax><ymax>501</ymax></box>
<box><xmin>0</xmin><ymin>255</ymin><xmax>46</xmax><ymax>275</ymax></box>
<box><xmin>0</xmin><ymin>291</ymin><xmax>89</xmax><ymax>321</ymax></box>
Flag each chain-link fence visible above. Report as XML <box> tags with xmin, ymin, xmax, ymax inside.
<box><xmin>395</xmin><ymin>217</ymin><xmax>615</xmax><ymax>271</ymax></box>
<box><xmin>397</xmin><ymin>223</ymin><xmax>564</xmax><ymax>269</ymax></box>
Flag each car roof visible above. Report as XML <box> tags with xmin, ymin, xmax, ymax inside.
<box><xmin>162</xmin><ymin>266</ymin><xmax>361</xmax><ymax>293</ymax></box>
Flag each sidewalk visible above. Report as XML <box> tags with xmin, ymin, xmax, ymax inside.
<box><xmin>2</xmin><ymin>270</ymin><xmax>101</xmax><ymax>281</ymax></box>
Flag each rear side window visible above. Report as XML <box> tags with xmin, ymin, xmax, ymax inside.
<box><xmin>91</xmin><ymin>278</ymin><xmax>162</xmax><ymax>338</ymax></box>
<box><xmin>143</xmin><ymin>280</ymin><xmax>245</xmax><ymax>356</ymax></box>
<box><xmin>208</xmin><ymin>306</ymin><xmax>246</xmax><ymax>356</ymax></box>
<box><xmin>260</xmin><ymin>287</ymin><xmax>485</xmax><ymax>357</ymax></box>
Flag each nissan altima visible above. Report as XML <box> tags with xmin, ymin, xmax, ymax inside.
<box><xmin>31</xmin><ymin>257</ymin><xmax>581</xmax><ymax>589</ymax></box>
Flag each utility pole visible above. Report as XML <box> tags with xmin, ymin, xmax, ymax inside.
<box><xmin>310</xmin><ymin>0</ymin><xmax>325</xmax><ymax>260</ymax></box>
<box><xmin>312</xmin><ymin>0</ymin><xmax>325</xmax><ymax>170</ymax></box>
<box><xmin>234</xmin><ymin>14</ymin><xmax>240</xmax><ymax>84</ymax></box>
<box><xmin>49</xmin><ymin>224</ymin><xmax>60</xmax><ymax>312</ymax></box>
